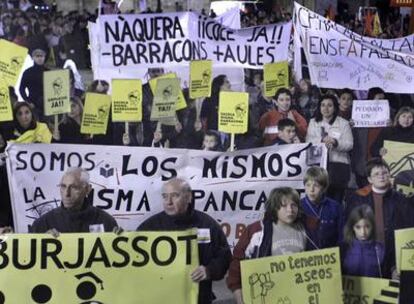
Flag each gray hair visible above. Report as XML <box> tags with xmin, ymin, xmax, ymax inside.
<box><xmin>162</xmin><ymin>177</ymin><xmax>191</xmax><ymax>193</ymax></box>
<box><xmin>63</xmin><ymin>167</ymin><xmax>90</xmax><ymax>185</ymax></box>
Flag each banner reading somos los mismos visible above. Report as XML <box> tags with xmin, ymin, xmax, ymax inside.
<box><xmin>6</xmin><ymin>143</ymin><xmax>327</xmax><ymax>247</ymax></box>
<box><xmin>96</xmin><ymin>12</ymin><xmax>291</xmax><ymax>69</ymax></box>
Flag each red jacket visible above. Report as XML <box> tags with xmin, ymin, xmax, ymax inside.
<box><xmin>259</xmin><ymin>109</ymin><xmax>307</xmax><ymax>146</ymax></box>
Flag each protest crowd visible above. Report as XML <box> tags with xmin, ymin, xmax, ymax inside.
<box><xmin>0</xmin><ymin>0</ymin><xmax>414</xmax><ymax>303</ymax></box>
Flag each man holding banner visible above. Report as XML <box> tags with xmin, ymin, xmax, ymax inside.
<box><xmin>137</xmin><ymin>177</ymin><xmax>231</xmax><ymax>304</ymax></box>
<box><xmin>30</xmin><ymin>167</ymin><xmax>118</xmax><ymax>234</ymax></box>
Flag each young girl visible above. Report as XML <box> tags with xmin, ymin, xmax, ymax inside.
<box><xmin>341</xmin><ymin>205</ymin><xmax>385</xmax><ymax>278</ymax></box>
<box><xmin>227</xmin><ymin>187</ymin><xmax>308</xmax><ymax>304</ymax></box>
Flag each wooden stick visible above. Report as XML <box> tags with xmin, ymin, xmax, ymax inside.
<box><xmin>125</xmin><ymin>122</ymin><xmax>129</xmax><ymax>135</ymax></box>
<box><xmin>230</xmin><ymin>133</ymin><xmax>235</xmax><ymax>152</ymax></box>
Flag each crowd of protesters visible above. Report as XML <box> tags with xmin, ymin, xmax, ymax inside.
<box><xmin>0</xmin><ymin>1</ymin><xmax>414</xmax><ymax>303</ymax></box>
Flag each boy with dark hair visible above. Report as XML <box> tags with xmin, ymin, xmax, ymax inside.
<box><xmin>272</xmin><ymin>118</ymin><xmax>299</xmax><ymax>145</ymax></box>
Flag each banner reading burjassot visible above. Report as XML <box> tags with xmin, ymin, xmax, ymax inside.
<box><xmin>293</xmin><ymin>2</ymin><xmax>414</xmax><ymax>93</ymax></box>
<box><xmin>97</xmin><ymin>12</ymin><xmax>291</xmax><ymax>69</ymax></box>
<box><xmin>6</xmin><ymin>143</ymin><xmax>327</xmax><ymax>247</ymax></box>
<box><xmin>0</xmin><ymin>231</ymin><xmax>198</xmax><ymax>303</ymax></box>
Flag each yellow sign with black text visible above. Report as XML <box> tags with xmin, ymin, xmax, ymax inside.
<box><xmin>81</xmin><ymin>93</ymin><xmax>111</xmax><ymax>134</ymax></box>
<box><xmin>263</xmin><ymin>61</ymin><xmax>289</xmax><ymax>97</ymax></box>
<box><xmin>0</xmin><ymin>231</ymin><xmax>199</xmax><ymax>303</ymax></box>
<box><xmin>190</xmin><ymin>60</ymin><xmax>212</xmax><ymax>99</ymax></box>
<box><xmin>43</xmin><ymin>69</ymin><xmax>71</xmax><ymax>116</ymax></box>
<box><xmin>218</xmin><ymin>92</ymin><xmax>248</xmax><ymax>134</ymax></box>
<box><xmin>0</xmin><ymin>39</ymin><xmax>28</xmax><ymax>87</ymax></box>
<box><xmin>111</xmin><ymin>79</ymin><xmax>142</xmax><ymax>122</ymax></box>
<box><xmin>0</xmin><ymin>79</ymin><xmax>13</xmax><ymax>122</ymax></box>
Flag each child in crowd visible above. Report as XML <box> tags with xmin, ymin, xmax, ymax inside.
<box><xmin>227</xmin><ymin>187</ymin><xmax>308</xmax><ymax>304</ymax></box>
<box><xmin>202</xmin><ymin>130</ymin><xmax>222</xmax><ymax>151</ymax></box>
<box><xmin>272</xmin><ymin>118</ymin><xmax>300</xmax><ymax>145</ymax></box>
<box><xmin>259</xmin><ymin>88</ymin><xmax>307</xmax><ymax>146</ymax></box>
<box><xmin>337</xmin><ymin>88</ymin><xmax>355</xmax><ymax>120</ymax></box>
<box><xmin>341</xmin><ymin>205</ymin><xmax>384</xmax><ymax>278</ymax></box>
<box><xmin>301</xmin><ymin>167</ymin><xmax>343</xmax><ymax>249</ymax></box>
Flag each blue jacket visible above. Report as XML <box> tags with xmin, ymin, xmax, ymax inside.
<box><xmin>301</xmin><ymin>195</ymin><xmax>343</xmax><ymax>250</ymax></box>
<box><xmin>345</xmin><ymin>185</ymin><xmax>412</xmax><ymax>278</ymax></box>
<box><xmin>341</xmin><ymin>240</ymin><xmax>385</xmax><ymax>278</ymax></box>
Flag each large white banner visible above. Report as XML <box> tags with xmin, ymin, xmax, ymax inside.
<box><xmin>6</xmin><ymin>143</ymin><xmax>326</xmax><ymax>247</ymax></box>
<box><xmin>95</xmin><ymin>12</ymin><xmax>291</xmax><ymax>69</ymax></box>
<box><xmin>293</xmin><ymin>2</ymin><xmax>414</xmax><ymax>93</ymax></box>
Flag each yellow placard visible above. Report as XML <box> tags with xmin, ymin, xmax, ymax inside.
<box><xmin>0</xmin><ymin>39</ymin><xmax>28</xmax><ymax>87</ymax></box>
<box><xmin>384</xmin><ymin>140</ymin><xmax>414</xmax><ymax>198</ymax></box>
<box><xmin>342</xmin><ymin>276</ymin><xmax>394</xmax><ymax>304</ymax></box>
<box><xmin>0</xmin><ymin>80</ymin><xmax>13</xmax><ymax>122</ymax></box>
<box><xmin>150</xmin><ymin>78</ymin><xmax>179</xmax><ymax>121</ymax></box>
<box><xmin>43</xmin><ymin>69</ymin><xmax>71</xmax><ymax>116</ymax></box>
<box><xmin>241</xmin><ymin>248</ymin><xmax>342</xmax><ymax>304</ymax></box>
<box><xmin>395</xmin><ymin>227</ymin><xmax>414</xmax><ymax>273</ymax></box>
<box><xmin>149</xmin><ymin>73</ymin><xmax>186</xmax><ymax>110</ymax></box>
<box><xmin>0</xmin><ymin>231</ymin><xmax>199</xmax><ymax>303</ymax></box>
<box><xmin>218</xmin><ymin>91</ymin><xmax>248</xmax><ymax>134</ymax></box>
<box><xmin>401</xmin><ymin>249</ymin><xmax>414</xmax><ymax>271</ymax></box>
<box><xmin>190</xmin><ymin>60</ymin><xmax>212</xmax><ymax>99</ymax></box>
<box><xmin>81</xmin><ymin>93</ymin><xmax>111</xmax><ymax>135</ymax></box>
<box><xmin>263</xmin><ymin>61</ymin><xmax>289</xmax><ymax>97</ymax></box>
<box><xmin>111</xmin><ymin>79</ymin><xmax>142</xmax><ymax>122</ymax></box>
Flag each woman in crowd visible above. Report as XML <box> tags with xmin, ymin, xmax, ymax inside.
<box><xmin>53</xmin><ymin>96</ymin><xmax>91</xmax><ymax>144</ymax></box>
<box><xmin>293</xmin><ymin>78</ymin><xmax>320</xmax><ymax>122</ymax></box>
<box><xmin>371</xmin><ymin>106</ymin><xmax>414</xmax><ymax>157</ymax></box>
<box><xmin>259</xmin><ymin>88</ymin><xmax>307</xmax><ymax>146</ymax></box>
<box><xmin>341</xmin><ymin>205</ymin><xmax>384</xmax><ymax>278</ymax></box>
<box><xmin>337</xmin><ymin>88</ymin><xmax>355</xmax><ymax>121</ymax></box>
<box><xmin>2</xmin><ymin>102</ymin><xmax>51</xmax><ymax>144</ymax></box>
<box><xmin>227</xmin><ymin>187</ymin><xmax>308</xmax><ymax>304</ymax></box>
<box><xmin>306</xmin><ymin>95</ymin><xmax>353</xmax><ymax>203</ymax></box>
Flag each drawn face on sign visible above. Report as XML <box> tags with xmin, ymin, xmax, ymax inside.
<box><xmin>0</xmin><ymin>88</ymin><xmax>7</xmax><ymax>104</ymax></box>
<box><xmin>235</xmin><ymin>103</ymin><xmax>247</xmax><ymax>119</ymax></box>
<box><xmin>97</xmin><ymin>105</ymin><xmax>108</xmax><ymax>120</ymax></box>
<box><xmin>52</xmin><ymin>78</ymin><xmax>63</xmax><ymax>96</ymax></box>
<box><xmin>202</xmin><ymin>70</ymin><xmax>211</xmax><ymax>84</ymax></box>
<box><xmin>128</xmin><ymin>91</ymin><xmax>139</xmax><ymax>105</ymax></box>
<box><xmin>10</xmin><ymin>56</ymin><xmax>23</xmax><ymax>71</ymax></box>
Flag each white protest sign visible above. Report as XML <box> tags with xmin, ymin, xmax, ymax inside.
<box><xmin>293</xmin><ymin>2</ymin><xmax>414</xmax><ymax>93</ymax></box>
<box><xmin>351</xmin><ymin>100</ymin><xmax>390</xmax><ymax>128</ymax></box>
<box><xmin>6</xmin><ymin>143</ymin><xmax>327</xmax><ymax>248</ymax></box>
<box><xmin>96</xmin><ymin>12</ymin><xmax>291</xmax><ymax>69</ymax></box>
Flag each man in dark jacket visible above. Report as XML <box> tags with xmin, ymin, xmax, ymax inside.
<box><xmin>345</xmin><ymin>158</ymin><xmax>414</xmax><ymax>278</ymax></box>
<box><xmin>137</xmin><ymin>177</ymin><xmax>231</xmax><ymax>304</ymax></box>
<box><xmin>30</xmin><ymin>167</ymin><xmax>117</xmax><ymax>234</ymax></box>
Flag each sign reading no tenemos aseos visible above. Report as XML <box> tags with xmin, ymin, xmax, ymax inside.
<box><xmin>96</xmin><ymin>12</ymin><xmax>291</xmax><ymax>69</ymax></box>
<box><xmin>6</xmin><ymin>143</ymin><xmax>327</xmax><ymax>247</ymax></box>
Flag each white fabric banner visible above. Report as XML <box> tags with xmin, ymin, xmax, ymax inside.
<box><xmin>352</xmin><ymin>99</ymin><xmax>390</xmax><ymax>128</ymax></box>
<box><xmin>94</xmin><ymin>12</ymin><xmax>291</xmax><ymax>69</ymax></box>
<box><xmin>293</xmin><ymin>2</ymin><xmax>414</xmax><ymax>93</ymax></box>
<box><xmin>6</xmin><ymin>143</ymin><xmax>326</xmax><ymax>247</ymax></box>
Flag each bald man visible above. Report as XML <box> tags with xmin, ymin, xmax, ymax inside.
<box><xmin>137</xmin><ymin>178</ymin><xmax>231</xmax><ymax>304</ymax></box>
<box><xmin>30</xmin><ymin>167</ymin><xmax>117</xmax><ymax>233</ymax></box>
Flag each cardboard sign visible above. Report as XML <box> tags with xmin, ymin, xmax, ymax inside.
<box><xmin>395</xmin><ymin>228</ymin><xmax>414</xmax><ymax>273</ymax></box>
<box><xmin>0</xmin><ymin>231</ymin><xmax>199</xmax><ymax>303</ymax></box>
<box><xmin>111</xmin><ymin>79</ymin><xmax>142</xmax><ymax>122</ymax></box>
<box><xmin>190</xmin><ymin>60</ymin><xmax>212</xmax><ymax>99</ymax></box>
<box><xmin>43</xmin><ymin>69</ymin><xmax>71</xmax><ymax>116</ymax></box>
<box><xmin>351</xmin><ymin>100</ymin><xmax>390</xmax><ymax>128</ymax></box>
<box><xmin>0</xmin><ymin>39</ymin><xmax>28</xmax><ymax>87</ymax></box>
<box><xmin>149</xmin><ymin>73</ymin><xmax>186</xmax><ymax>110</ymax></box>
<box><xmin>241</xmin><ymin>248</ymin><xmax>342</xmax><ymax>304</ymax></box>
<box><xmin>342</xmin><ymin>276</ymin><xmax>397</xmax><ymax>304</ymax></box>
<box><xmin>263</xmin><ymin>61</ymin><xmax>289</xmax><ymax>97</ymax></box>
<box><xmin>218</xmin><ymin>91</ymin><xmax>248</xmax><ymax>134</ymax></box>
<box><xmin>81</xmin><ymin>93</ymin><xmax>111</xmax><ymax>134</ymax></box>
<box><xmin>0</xmin><ymin>80</ymin><xmax>13</xmax><ymax>122</ymax></box>
<box><xmin>150</xmin><ymin>78</ymin><xmax>179</xmax><ymax>121</ymax></box>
